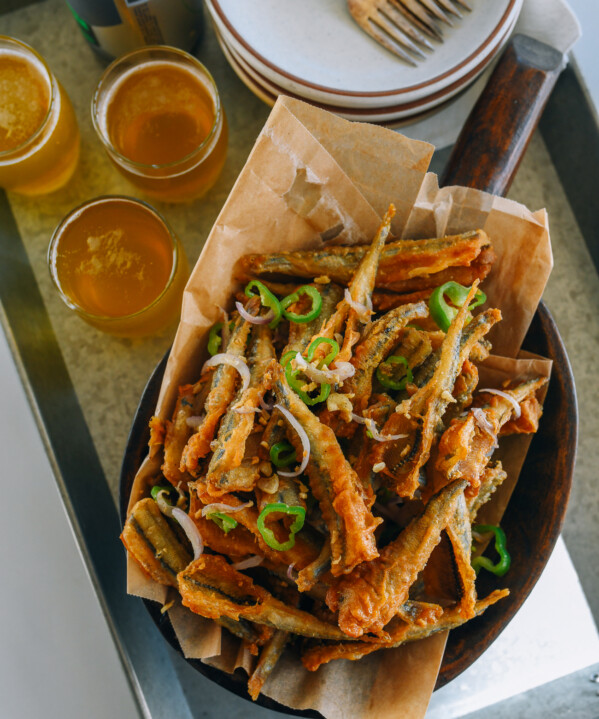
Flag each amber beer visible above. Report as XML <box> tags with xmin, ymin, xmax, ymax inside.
<box><xmin>92</xmin><ymin>46</ymin><xmax>227</xmax><ymax>202</ymax></box>
<box><xmin>48</xmin><ymin>196</ymin><xmax>189</xmax><ymax>336</ymax></box>
<box><xmin>0</xmin><ymin>36</ymin><xmax>79</xmax><ymax>195</ymax></box>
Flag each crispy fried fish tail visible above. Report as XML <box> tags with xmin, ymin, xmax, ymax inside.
<box><xmin>247</xmin><ymin>629</ymin><xmax>291</xmax><ymax>700</ymax></box>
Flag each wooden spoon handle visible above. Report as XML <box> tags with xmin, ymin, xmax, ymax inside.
<box><xmin>440</xmin><ymin>34</ymin><xmax>565</xmax><ymax>196</ymax></box>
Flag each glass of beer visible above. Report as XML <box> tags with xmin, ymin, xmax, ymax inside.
<box><xmin>92</xmin><ymin>46</ymin><xmax>227</xmax><ymax>203</ymax></box>
<box><xmin>0</xmin><ymin>36</ymin><xmax>80</xmax><ymax>196</ymax></box>
<box><xmin>48</xmin><ymin>196</ymin><xmax>189</xmax><ymax>337</ymax></box>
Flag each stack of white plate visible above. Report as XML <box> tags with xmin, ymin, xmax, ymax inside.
<box><xmin>205</xmin><ymin>0</ymin><xmax>523</xmax><ymax>126</ymax></box>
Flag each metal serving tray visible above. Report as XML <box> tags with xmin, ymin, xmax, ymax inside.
<box><xmin>1</xmin><ymin>1</ymin><xmax>598</xmax><ymax>717</ymax></box>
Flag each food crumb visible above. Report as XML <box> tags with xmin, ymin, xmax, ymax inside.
<box><xmin>372</xmin><ymin>462</ymin><xmax>386</xmax><ymax>473</ymax></box>
<box><xmin>161</xmin><ymin>600</ymin><xmax>175</xmax><ymax>614</ymax></box>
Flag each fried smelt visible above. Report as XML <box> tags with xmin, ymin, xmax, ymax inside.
<box><xmin>445</xmin><ymin>492</ymin><xmax>477</xmax><ymax>619</ymax></box>
<box><xmin>376</xmin><ymin>298</ymin><xmax>501</xmax><ymax>498</ymax></box>
<box><xmin>326</xmin><ymin>480</ymin><xmax>467</xmax><ymax>638</ymax></box>
<box><xmin>248</xmin><ymin>629</ymin><xmax>290</xmax><ymax>700</ymax></box>
<box><xmin>181</xmin><ymin>302</ymin><xmax>256</xmax><ymax>476</ymax></box>
<box><xmin>302</xmin><ymin>589</ymin><xmax>509</xmax><ymax>671</ymax></box>
<box><xmin>236</xmin><ymin>230</ymin><xmax>491</xmax><ymax>288</ymax></box>
<box><xmin>434</xmin><ymin>377</ymin><xmax>547</xmax><ymax>499</ymax></box>
<box><xmin>348</xmin><ymin>301</ymin><xmax>428</xmax><ymax>415</ymax></box>
<box><xmin>204</xmin><ymin>325</ymin><xmax>276</xmax><ymax>495</ymax></box>
<box><xmin>162</xmin><ymin>380</ymin><xmax>209</xmax><ymax>487</ymax></box>
<box><xmin>121</xmin><ymin>498</ymin><xmax>192</xmax><ymax>587</ymax></box>
<box><xmin>178</xmin><ymin>554</ymin><xmax>351</xmax><ymax>640</ymax></box>
<box><xmin>269</xmin><ymin>361</ymin><xmax>382</xmax><ymax>576</ymax></box>
<box><xmin>467</xmin><ymin>462</ymin><xmax>507</xmax><ymax>522</ymax></box>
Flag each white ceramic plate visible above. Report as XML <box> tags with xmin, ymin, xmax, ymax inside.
<box><xmin>207</xmin><ymin>0</ymin><xmax>522</xmax><ymax>108</ymax></box>
<box><xmin>214</xmin><ymin>11</ymin><xmax>517</xmax><ymax>122</ymax></box>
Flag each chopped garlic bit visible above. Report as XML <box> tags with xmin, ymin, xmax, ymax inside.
<box><xmin>314</xmin><ymin>275</ymin><xmax>331</xmax><ymax>284</ymax></box>
<box><xmin>372</xmin><ymin>462</ymin><xmax>386</xmax><ymax>473</ymax></box>
<box><xmin>441</xmin><ymin>390</ymin><xmax>456</xmax><ymax>403</ymax></box>
<box><xmin>326</xmin><ymin>391</ymin><xmax>354</xmax><ymax>422</ymax></box>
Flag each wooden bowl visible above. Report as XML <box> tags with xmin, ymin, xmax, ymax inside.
<box><xmin>119</xmin><ymin>300</ymin><xmax>577</xmax><ymax>715</ymax></box>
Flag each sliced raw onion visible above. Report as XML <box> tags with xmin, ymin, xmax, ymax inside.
<box><xmin>171</xmin><ymin>507</ymin><xmax>204</xmax><ymax>560</ymax></box>
<box><xmin>201</xmin><ymin>500</ymin><xmax>253</xmax><ymax>517</ymax></box>
<box><xmin>351</xmin><ymin>413</ymin><xmax>408</xmax><ymax>442</ymax></box>
<box><xmin>186</xmin><ymin>414</ymin><xmax>205</xmax><ymax>430</ymax></box>
<box><xmin>155</xmin><ymin>490</ymin><xmax>174</xmax><ymax>518</ymax></box>
<box><xmin>260</xmin><ymin>393</ymin><xmax>274</xmax><ymax>411</ymax></box>
<box><xmin>202</xmin><ymin>353</ymin><xmax>250</xmax><ymax>393</ymax></box>
<box><xmin>294</xmin><ymin>352</ymin><xmax>355</xmax><ymax>384</ymax></box>
<box><xmin>478</xmin><ymin>387</ymin><xmax>522</xmax><ymax>419</ymax></box>
<box><xmin>287</xmin><ymin>563</ymin><xmax>298</xmax><ymax>581</ymax></box>
<box><xmin>344</xmin><ymin>288</ymin><xmax>373</xmax><ymax>323</ymax></box>
<box><xmin>274</xmin><ymin>403</ymin><xmax>310</xmax><ymax>477</ymax></box>
<box><xmin>232</xmin><ymin>555</ymin><xmax>264</xmax><ymax>570</ymax></box>
<box><xmin>471</xmin><ymin>407</ymin><xmax>498</xmax><ymax>448</ymax></box>
<box><xmin>235</xmin><ymin>300</ymin><xmax>274</xmax><ymax>325</ymax></box>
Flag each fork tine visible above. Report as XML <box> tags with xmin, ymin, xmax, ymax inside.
<box><xmin>382</xmin><ymin>1</ymin><xmax>434</xmax><ymax>50</ymax></box>
<box><xmin>435</xmin><ymin>0</ymin><xmax>463</xmax><ymax>18</ymax></box>
<box><xmin>454</xmin><ymin>0</ymin><xmax>472</xmax><ymax>9</ymax></box>
<box><xmin>374</xmin><ymin>11</ymin><xmax>427</xmax><ymax>58</ymax></box>
<box><xmin>389</xmin><ymin>0</ymin><xmax>443</xmax><ymax>39</ymax></box>
<box><xmin>413</xmin><ymin>0</ymin><xmax>453</xmax><ymax>26</ymax></box>
<box><xmin>366</xmin><ymin>18</ymin><xmax>419</xmax><ymax>65</ymax></box>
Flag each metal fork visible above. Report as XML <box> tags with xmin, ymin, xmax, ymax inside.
<box><xmin>347</xmin><ymin>0</ymin><xmax>472</xmax><ymax>66</ymax></box>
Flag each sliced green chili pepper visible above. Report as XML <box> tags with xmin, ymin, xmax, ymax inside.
<box><xmin>306</xmin><ymin>337</ymin><xmax>339</xmax><ymax>367</ymax></box>
<box><xmin>208</xmin><ymin>512</ymin><xmax>238</xmax><ymax>534</ymax></box>
<box><xmin>245</xmin><ymin>279</ymin><xmax>282</xmax><ymax>328</ymax></box>
<box><xmin>280</xmin><ymin>285</ymin><xmax>323</xmax><ymax>323</ymax></box>
<box><xmin>376</xmin><ymin>355</ymin><xmax>413</xmax><ymax>391</ymax></box>
<box><xmin>429</xmin><ymin>281</ymin><xmax>487</xmax><ymax>332</ymax></box>
<box><xmin>280</xmin><ymin>350</ymin><xmax>297</xmax><ymax>368</ymax></box>
<box><xmin>207</xmin><ymin>321</ymin><xmax>234</xmax><ymax>356</ymax></box>
<box><xmin>270</xmin><ymin>441</ymin><xmax>297</xmax><ymax>467</ymax></box>
<box><xmin>285</xmin><ymin>360</ymin><xmax>330</xmax><ymax>405</ymax></box>
<box><xmin>207</xmin><ymin>322</ymin><xmax>224</xmax><ymax>356</ymax></box>
<box><xmin>472</xmin><ymin>524</ymin><xmax>511</xmax><ymax>577</ymax></box>
<box><xmin>151</xmin><ymin>484</ymin><xmax>173</xmax><ymax>501</ymax></box>
<box><xmin>257</xmin><ymin>503</ymin><xmax>306</xmax><ymax>551</ymax></box>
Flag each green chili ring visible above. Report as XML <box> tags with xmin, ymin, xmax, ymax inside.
<box><xmin>270</xmin><ymin>441</ymin><xmax>297</xmax><ymax>467</ymax></box>
<box><xmin>306</xmin><ymin>337</ymin><xmax>339</xmax><ymax>368</ymax></box>
<box><xmin>257</xmin><ymin>503</ymin><xmax>306</xmax><ymax>551</ymax></box>
<box><xmin>280</xmin><ymin>285</ymin><xmax>323</xmax><ymax>323</ymax></box>
<box><xmin>285</xmin><ymin>361</ymin><xmax>330</xmax><ymax>406</ymax></box>
<box><xmin>472</xmin><ymin>524</ymin><xmax>511</xmax><ymax>577</ymax></box>
<box><xmin>245</xmin><ymin>279</ymin><xmax>282</xmax><ymax>328</ymax></box>
<box><xmin>376</xmin><ymin>355</ymin><xmax>413</xmax><ymax>391</ymax></box>
<box><xmin>151</xmin><ymin>484</ymin><xmax>173</xmax><ymax>501</ymax></box>
<box><xmin>429</xmin><ymin>281</ymin><xmax>487</xmax><ymax>332</ymax></box>
<box><xmin>208</xmin><ymin>512</ymin><xmax>239</xmax><ymax>534</ymax></box>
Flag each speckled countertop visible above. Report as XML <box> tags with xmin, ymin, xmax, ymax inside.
<box><xmin>1</xmin><ymin>0</ymin><xmax>599</xmax><ymax>717</ymax></box>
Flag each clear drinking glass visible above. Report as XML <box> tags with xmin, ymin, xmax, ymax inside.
<box><xmin>92</xmin><ymin>46</ymin><xmax>228</xmax><ymax>203</ymax></box>
<box><xmin>0</xmin><ymin>36</ymin><xmax>80</xmax><ymax>195</ymax></box>
<box><xmin>48</xmin><ymin>196</ymin><xmax>189</xmax><ymax>337</ymax></box>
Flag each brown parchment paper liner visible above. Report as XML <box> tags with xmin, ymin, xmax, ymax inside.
<box><xmin>124</xmin><ymin>96</ymin><xmax>554</xmax><ymax>719</ymax></box>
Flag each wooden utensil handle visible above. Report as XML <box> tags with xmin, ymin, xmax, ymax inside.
<box><xmin>440</xmin><ymin>34</ymin><xmax>564</xmax><ymax>196</ymax></box>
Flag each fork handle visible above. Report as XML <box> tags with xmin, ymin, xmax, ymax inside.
<box><xmin>439</xmin><ymin>34</ymin><xmax>564</xmax><ymax>196</ymax></box>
